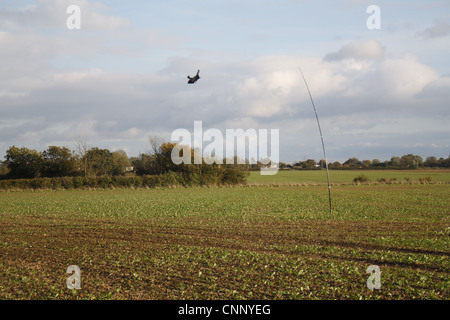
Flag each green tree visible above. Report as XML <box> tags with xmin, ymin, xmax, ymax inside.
<box><xmin>278</xmin><ymin>162</ymin><xmax>288</xmax><ymax>169</ymax></box>
<box><xmin>249</xmin><ymin>160</ymin><xmax>262</xmax><ymax>171</ymax></box>
<box><xmin>425</xmin><ymin>156</ymin><xmax>438</xmax><ymax>168</ymax></box>
<box><xmin>362</xmin><ymin>160</ymin><xmax>372</xmax><ymax>168</ymax></box>
<box><xmin>132</xmin><ymin>142</ymin><xmax>184</xmax><ymax>176</ymax></box>
<box><xmin>111</xmin><ymin>150</ymin><xmax>131</xmax><ymax>175</ymax></box>
<box><xmin>372</xmin><ymin>159</ymin><xmax>381</xmax><ymax>167</ymax></box>
<box><xmin>298</xmin><ymin>159</ymin><xmax>317</xmax><ymax>169</ymax></box>
<box><xmin>442</xmin><ymin>156</ymin><xmax>450</xmax><ymax>168</ymax></box>
<box><xmin>132</xmin><ymin>153</ymin><xmax>156</xmax><ymax>176</ymax></box>
<box><xmin>5</xmin><ymin>146</ymin><xmax>44</xmax><ymax>179</ymax></box>
<box><xmin>133</xmin><ymin>141</ymin><xmax>249</xmax><ymax>185</ymax></box>
<box><xmin>157</xmin><ymin>142</ymin><xmax>183</xmax><ymax>173</ymax></box>
<box><xmin>400</xmin><ymin>154</ymin><xmax>423</xmax><ymax>169</ymax></box>
<box><xmin>344</xmin><ymin>157</ymin><xmax>361</xmax><ymax>168</ymax></box>
<box><xmin>42</xmin><ymin>146</ymin><xmax>77</xmax><ymax>177</ymax></box>
<box><xmin>390</xmin><ymin>156</ymin><xmax>401</xmax><ymax>168</ymax></box>
<box><xmin>83</xmin><ymin>147</ymin><xmax>114</xmax><ymax>176</ymax></box>
<box><xmin>329</xmin><ymin>161</ymin><xmax>342</xmax><ymax>169</ymax></box>
<box><xmin>0</xmin><ymin>160</ymin><xmax>10</xmax><ymax>176</ymax></box>
<box><xmin>318</xmin><ymin>159</ymin><xmax>327</xmax><ymax>168</ymax></box>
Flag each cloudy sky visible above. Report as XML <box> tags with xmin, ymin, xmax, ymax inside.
<box><xmin>1</xmin><ymin>0</ymin><xmax>449</xmax><ymax>163</ymax></box>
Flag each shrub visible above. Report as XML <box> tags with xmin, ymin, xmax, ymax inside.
<box><xmin>98</xmin><ymin>176</ymin><xmax>113</xmax><ymax>188</ymax></box>
<box><xmin>221</xmin><ymin>167</ymin><xmax>249</xmax><ymax>185</ymax></box>
<box><xmin>0</xmin><ymin>168</ymin><xmax>249</xmax><ymax>190</ymax></box>
<box><xmin>419</xmin><ymin>176</ymin><xmax>433</xmax><ymax>184</ymax></box>
<box><xmin>158</xmin><ymin>171</ymin><xmax>185</xmax><ymax>187</ymax></box>
<box><xmin>60</xmin><ymin>177</ymin><xmax>74</xmax><ymax>189</ymax></box>
<box><xmin>32</xmin><ymin>178</ymin><xmax>53</xmax><ymax>189</ymax></box>
<box><xmin>387</xmin><ymin>178</ymin><xmax>397</xmax><ymax>184</ymax></box>
<box><xmin>129</xmin><ymin>176</ymin><xmax>143</xmax><ymax>188</ymax></box>
<box><xmin>139</xmin><ymin>175</ymin><xmax>153</xmax><ymax>188</ymax></box>
<box><xmin>84</xmin><ymin>177</ymin><xmax>98</xmax><ymax>188</ymax></box>
<box><xmin>112</xmin><ymin>176</ymin><xmax>129</xmax><ymax>188</ymax></box>
<box><xmin>0</xmin><ymin>179</ymin><xmax>12</xmax><ymax>189</ymax></box>
<box><xmin>353</xmin><ymin>174</ymin><xmax>371</xmax><ymax>184</ymax></box>
<box><xmin>72</xmin><ymin>177</ymin><xmax>84</xmax><ymax>188</ymax></box>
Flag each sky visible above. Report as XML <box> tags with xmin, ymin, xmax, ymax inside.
<box><xmin>0</xmin><ymin>0</ymin><xmax>449</xmax><ymax>163</ymax></box>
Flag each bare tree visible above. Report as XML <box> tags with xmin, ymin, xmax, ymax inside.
<box><xmin>74</xmin><ymin>137</ymin><xmax>89</xmax><ymax>176</ymax></box>
<box><xmin>148</xmin><ymin>135</ymin><xmax>164</xmax><ymax>155</ymax></box>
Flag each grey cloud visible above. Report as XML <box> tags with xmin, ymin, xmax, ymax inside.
<box><xmin>3</xmin><ymin>52</ymin><xmax>448</xmax><ymax>160</ymax></box>
<box><xmin>416</xmin><ymin>20</ymin><xmax>450</xmax><ymax>39</ymax></box>
<box><xmin>416</xmin><ymin>76</ymin><xmax>450</xmax><ymax>100</ymax></box>
<box><xmin>324</xmin><ymin>40</ymin><xmax>385</xmax><ymax>62</ymax></box>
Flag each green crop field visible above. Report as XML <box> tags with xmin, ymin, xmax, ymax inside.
<box><xmin>247</xmin><ymin>169</ymin><xmax>450</xmax><ymax>185</ymax></box>
<box><xmin>0</xmin><ymin>171</ymin><xmax>449</xmax><ymax>300</ymax></box>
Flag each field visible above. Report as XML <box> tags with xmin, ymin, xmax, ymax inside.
<box><xmin>247</xmin><ymin>169</ymin><xmax>450</xmax><ymax>185</ymax></box>
<box><xmin>0</xmin><ymin>170</ymin><xmax>449</xmax><ymax>300</ymax></box>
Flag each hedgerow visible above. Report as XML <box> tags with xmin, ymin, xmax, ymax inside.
<box><xmin>0</xmin><ymin>169</ymin><xmax>248</xmax><ymax>191</ymax></box>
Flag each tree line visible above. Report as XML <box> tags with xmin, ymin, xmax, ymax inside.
<box><xmin>1</xmin><ymin>143</ymin><xmax>449</xmax><ymax>182</ymax></box>
<box><xmin>0</xmin><ymin>140</ymin><xmax>249</xmax><ymax>187</ymax></box>
<box><xmin>0</xmin><ymin>145</ymin><xmax>131</xmax><ymax>179</ymax></box>
<box><xmin>281</xmin><ymin>154</ymin><xmax>450</xmax><ymax>170</ymax></box>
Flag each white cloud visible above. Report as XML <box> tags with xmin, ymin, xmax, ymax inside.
<box><xmin>0</xmin><ymin>1</ymin><xmax>449</xmax><ymax>162</ymax></box>
<box><xmin>376</xmin><ymin>57</ymin><xmax>438</xmax><ymax>99</ymax></box>
<box><xmin>2</xmin><ymin>48</ymin><xmax>448</xmax><ymax>160</ymax></box>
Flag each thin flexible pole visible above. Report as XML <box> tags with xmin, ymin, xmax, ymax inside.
<box><xmin>298</xmin><ymin>67</ymin><xmax>332</xmax><ymax>214</ymax></box>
